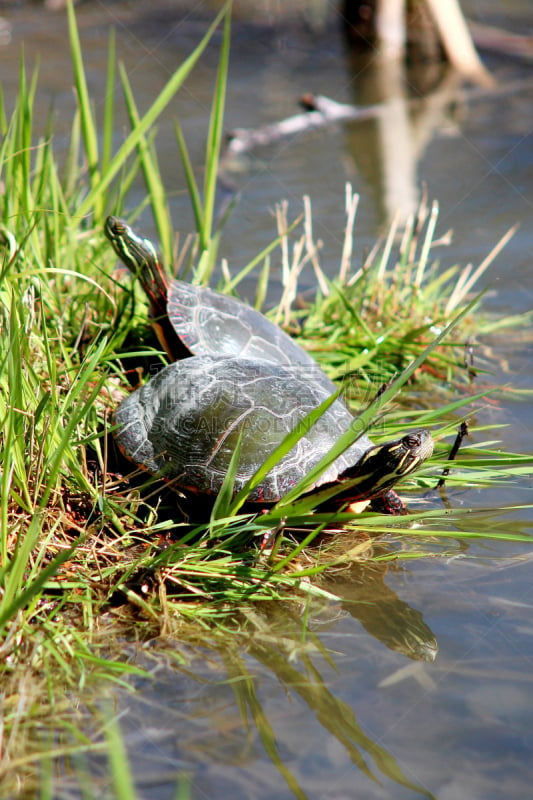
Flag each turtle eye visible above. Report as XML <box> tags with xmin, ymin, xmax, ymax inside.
<box><xmin>404</xmin><ymin>432</ymin><xmax>421</xmax><ymax>448</ymax></box>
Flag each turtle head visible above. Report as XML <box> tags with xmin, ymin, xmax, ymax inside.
<box><xmin>104</xmin><ymin>216</ymin><xmax>186</xmax><ymax>361</ymax></box>
<box><xmin>104</xmin><ymin>216</ymin><xmax>170</xmax><ymax>315</ymax></box>
<box><xmin>339</xmin><ymin>429</ymin><xmax>434</xmax><ymax>501</ymax></box>
<box><xmin>104</xmin><ymin>216</ymin><xmax>160</xmax><ymax>276</ymax></box>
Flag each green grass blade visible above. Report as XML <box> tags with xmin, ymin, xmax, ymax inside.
<box><xmin>211</xmin><ymin>430</ymin><xmax>243</xmax><ymax>522</ymax></box>
<box><xmin>174</xmin><ymin>120</ymin><xmax>204</xmax><ymax>237</ymax></box>
<box><xmin>67</xmin><ymin>0</ymin><xmax>100</xmax><ymax>192</ymax></box>
<box><xmin>102</xmin><ymin>26</ymin><xmax>116</xmax><ymax>175</ymax></box>
<box><xmin>119</xmin><ymin>64</ymin><xmax>172</xmax><ymax>260</ymax></box>
<box><xmin>0</xmin><ymin>528</ymin><xmax>81</xmax><ymax>633</ymax></box>
<box><xmin>75</xmin><ymin>4</ymin><xmax>228</xmax><ymax>220</ymax></box>
<box><xmin>202</xmin><ymin>7</ymin><xmax>231</xmax><ymax>250</ymax></box>
<box><xmin>228</xmin><ymin>388</ymin><xmax>342</xmax><ymax>515</ymax></box>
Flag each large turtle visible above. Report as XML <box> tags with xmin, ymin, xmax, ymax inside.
<box><xmin>105</xmin><ymin>217</ymin><xmax>433</xmax><ymax>510</ymax></box>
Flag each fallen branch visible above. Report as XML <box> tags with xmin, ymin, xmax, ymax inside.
<box><xmin>223</xmin><ymin>71</ymin><xmax>532</xmax><ymax>163</ymax></box>
<box><xmin>225</xmin><ymin>95</ymin><xmax>381</xmax><ymax>157</ymax></box>
<box><xmin>469</xmin><ymin>21</ymin><xmax>533</xmax><ymax>62</ymax></box>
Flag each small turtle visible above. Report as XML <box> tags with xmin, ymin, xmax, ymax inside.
<box><xmin>105</xmin><ymin>217</ymin><xmax>433</xmax><ymax>510</ymax></box>
<box><xmin>104</xmin><ymin>216</ymin><xmax>336</xmax><ymax>390</ymax></box>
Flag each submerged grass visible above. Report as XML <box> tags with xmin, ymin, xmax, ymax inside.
<box><xmin>0</xmin><ymin>2</ymin><xmax>532</xmax><ymax>795</ymax></box>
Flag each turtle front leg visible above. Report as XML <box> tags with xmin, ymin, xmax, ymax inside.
<box><xmin>369</xmin><ymin>489</ymin><xmax>407</xmax><ymax>515</ymax></box>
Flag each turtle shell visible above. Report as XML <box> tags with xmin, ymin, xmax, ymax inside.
<box><xmin>168</xmin><ymin>280</ymin><xmax>336</xmax><ymax>392</ymax></box>
<box><xmin>115</xmin><ymin>355</ymin><xmax>372</xmax><ymax>503</ymax></box>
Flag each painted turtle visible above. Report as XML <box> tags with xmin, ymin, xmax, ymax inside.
<box><xmin>104</xmin><ymin>216</ymin><xmax>336</xmax><ymax>390</ymax></box>
<box><xmin>105</xmin><ymin>218</ymin><xmax>433</xmax><ymax>509</ymax></box>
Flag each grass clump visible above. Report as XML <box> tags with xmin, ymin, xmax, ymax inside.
<box><xmin>261</xmin><ymin>188</ymin><xmax>524</xmax><ymax>397</ymax></box>
<box><xmin>0</xmin><ymin>3</ymin><xmax>532</xmax><ymax>795</ymax></box>
<box><xmin>0</xmin><ymin>0</ymin><xmax>531</xmax><ymax>637</ymax></box>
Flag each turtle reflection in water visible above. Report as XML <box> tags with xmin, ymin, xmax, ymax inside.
<box><xmin>105</xmin><ymin>217</ymin><xmax>433</xmax><ymax>512</ymax></box>
<box><xmin>323</xmin><ymin>553</ymin><xmax>438</xmax><ymax>662</ymax></box>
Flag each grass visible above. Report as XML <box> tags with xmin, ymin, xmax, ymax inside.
<box><xmin>0</xmin><ymin>2</ymin><xmax>532</xmax><ymax>796</ymax></box>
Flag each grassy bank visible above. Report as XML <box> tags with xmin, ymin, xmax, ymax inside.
<box><xmin>0</xmin><ymin>3</ymin><xmax>532</xmax><ymax>794</ymax></box>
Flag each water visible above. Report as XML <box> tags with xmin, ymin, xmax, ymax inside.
<box><xmin>82</xmin><ymin>541</ymin><xmax>533</xmax><ymax>800</ymax></box>
<box><xmin>1</xmin><ymin>1</ymin><xmax>533</xmax><ymax>797</ymax></box>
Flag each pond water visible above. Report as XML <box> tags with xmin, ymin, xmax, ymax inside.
<box><xmin>85</xmin><ymin>546</ymin><xmax>533</xmax><ymax>800</ymax></box>
<box><xmin>2</xmin><ymin>1</ymin><xmax>533</xmax><ymax>798</ymax></box>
